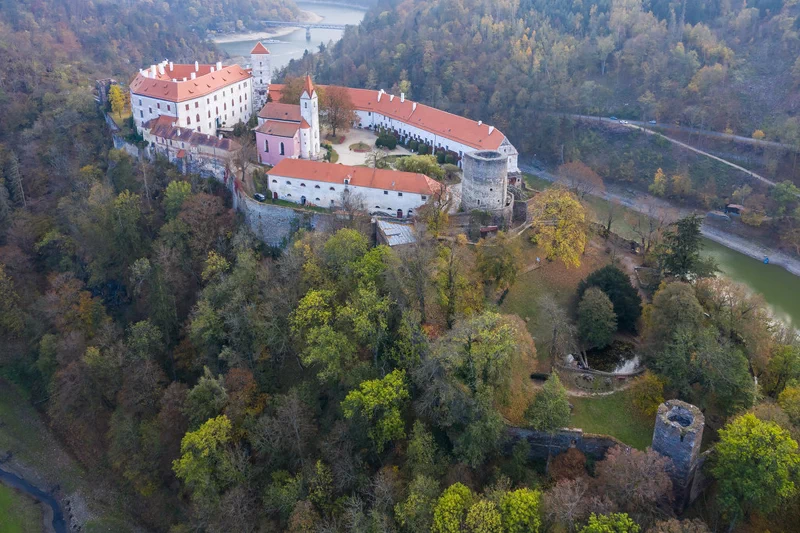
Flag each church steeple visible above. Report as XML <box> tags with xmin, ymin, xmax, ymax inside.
<box><xmin>303</xmin><ymin>74</ymin><xmax>315</xmax><ymax>97</ymax></box>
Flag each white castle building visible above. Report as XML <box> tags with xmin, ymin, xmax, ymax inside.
<box><xmin>130</xmin><ymin>59</ymin><xmax>254</xmax><ymax>135</ymax></box>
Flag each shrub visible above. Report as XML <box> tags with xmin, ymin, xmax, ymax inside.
<box><xmin>409</xmin><ymin>139</ymin><xmax>419</xmax><ymax>151</ymax></box>
<box><xmin>418</xmin><ymin>144</ymin><xmax>429</xmax><ymax>155</ymax></box>
<box><xmin>445</xmin><ymin>153</ymin><xmax>456</xmax><ymax>164</ymax></box>
<box><xmin>376</xmin><ymin>133</ymin><xmax>397</xmax><ymax>150</ymax></box>
<box><xmin>630</xmin><ymin>371</ymin><xmax>665</xmax><ymax>416</ymax></box>
<box><xmin>437</xmin><ymin>151</ymin><xmax>446</xmax><ymax>164</ymax></box>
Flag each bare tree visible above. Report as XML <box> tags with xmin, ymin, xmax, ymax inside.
<box><xmin>543</xmin><ymin>478</ymin><xmax>614</xmax><ymax>533</ymax></box>
<box><xmin>321</xmin><ymin>85</ymin><xmax>357</xmax><ymax>137</ymax></box>
<box><xmin>557</xmin><ymin>161</ymin><xmax>605</xmax><ymax>200</ymax></box>
<box><xmin>626</xmin><ymin>199</ymin><xmax>678</xmax><ymax>256</ymax></box>
<box><xmin>538</xmin><ymin>294</ymin><xmax>579</xmax><ymax>366</ymax></box>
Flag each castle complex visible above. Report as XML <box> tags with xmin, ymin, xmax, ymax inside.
<box><xmin>129</xmin><ymin>43</ymin><xmax>520</xmax><ymax>219</ymax></box>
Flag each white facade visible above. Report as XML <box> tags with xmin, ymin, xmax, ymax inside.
<box><xmin>300</xmin><ymin>88</ymin><xmax>321</xmax><ymax>159</ymax></box>
<box><xmin>353</xmin><ymin>108</ymin><xmax>519</xmax><ymax>173</ymax></box>
<box><xmin>268</xmin><ymin>174</ymin><xmax>431</xmax><ymax>216</ymax></box>
<box><xmin>251</xmin><ymin>51</ymin><xmax>271</xmax><ymax>110</ymax></box>
<box><xmin>131</xmin><ymin>62</ymin><xmax>254</xmax><ymax>136</ymax></box>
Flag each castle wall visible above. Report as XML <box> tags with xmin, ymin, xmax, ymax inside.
<box><xmin>506</xmin><ymin>426</ymin><xmax>628</xmax><ymax>461</ymax></box>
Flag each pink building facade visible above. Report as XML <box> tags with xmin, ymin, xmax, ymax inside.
<box><xmin>255</xmin><ymin>120</ymin><xmax>301</xmax><ymax>166</ymax></box>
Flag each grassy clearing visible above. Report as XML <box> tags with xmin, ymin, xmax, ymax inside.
<box><xmin>569</xmin><ymin>390</ymin><xmax>655</xmax><ymax>450</ymax></box>
<box><xmin>0</xmin><ymin>484</ymin><xmax>42</xmax><ymax>533</ymax></box>
<box><xmin>349</xmin><ymin>142</ymin><xmax>371</xmax><ymax>152</ymax></box>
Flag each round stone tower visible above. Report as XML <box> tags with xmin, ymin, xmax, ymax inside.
<box><xmin>651</xmin><ymin>400</ymin><xmax>704</xmax><ymax>511</ymax></box>
<box><xmin>461</xmin><ymin>150</ymin><xmax>509</xmax><ymax>214</ymax></box>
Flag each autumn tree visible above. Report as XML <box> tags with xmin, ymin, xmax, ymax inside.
<box><xmin>476</xmin><ymin>231</ymin><xmax>523</xmax><ymax>291</ymax></box>
<box><xmin>499</xmin><ymin>488</ymin><xmax>542</xmax><ymax>533</ymax></box>
<box><xmin>321</xmin><ymin>85</ymin><xmax>356</xmax><ymax>136</ymax></box>
<box><xmin>712</xmin><ymin>413</ymin><xmax>800</xmax><ymax>525</ymax></box>
<box><xmin>557</xmin><ymin>161</ymin><xmax>605</xmax><ymax>199</ymax></box>
<box><xmin>342</xmin><ymin>369</ymin><xmax>410</xmax><ymax>453</ymax></box>
<box><xmin>397</xmin><ymin>154</ymin><xmax>445</xmax><ymax>180</ymax></box>
<box><xmin>648</xmin><ymin>519</ymin><xmax>711</xmax><ymax>533</ymax></box>
<box><xmin>525</xmin><ymin>373</ymin><xmax>571</xmax><ymax>468</ymax></box>
<box><xmin>649</xmin><ymin>168</ymin><xmax>667</xmax><ymax>197</ymax></box>
<box><xmin>432</xmin><ymin>483</ymin><xmax>474</xmax><ymax>533</ymax></box>
<box><xmin>434</xmin><ymin>235</ymin><xmax>482</xmax><ymax>328</ymax></box>
<box><xmin>172</xmin><ymin>415</ymin><xmax>233</xmax><ymax>505</ymax></box>
<box><xmin>529</xmin><ymin>188</ymin><xmax>587</xmax><ymax>268</ymax></box>
<box><xmin>595</xmin><ymin>446</ymin><xmax>673</xmax><ymax>517</ymax></box>
<box><xmin>109</xmin><ymin>84</ymin><xmax>126</xmax><ymax>118</ymax></box>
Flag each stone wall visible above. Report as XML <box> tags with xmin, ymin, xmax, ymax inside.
<box><xmin>506</xmin><ymin>426</ymin><xmax>628</xmax><ymax>461</ymax></box>
<box><xmin>235</xmin><ymin>194</ymin><xmax>333</xmax><ymax>247</ymax></box>
<box><xmin>461</xmin><ymin>150</ymin><xmax>509</xmax><ymax>213</ymax></box>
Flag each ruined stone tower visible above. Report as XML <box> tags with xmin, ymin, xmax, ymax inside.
<box><xmin>651</xmin><ymin>400</ymin><xmax>704</xmax><ymax>511</ymax></box>
<box><xmin>461</xmin><ymin>150</ymin><xmax>509</xmax><ymax>213</ymax></box>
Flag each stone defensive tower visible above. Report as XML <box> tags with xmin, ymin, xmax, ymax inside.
<box><xmin>651</xmin><ymin>400</ymin><xmax>704</xmax><ymax>511</ymax></box>
<box><xmin>461</xmin><ymin>150</ymin><xmax>509</xmax><ymax>213</ymax></box>
<box><xmin>250</xmin><ymin>42</ymin><xmax>271</xmax><ymax>110</ymax></box>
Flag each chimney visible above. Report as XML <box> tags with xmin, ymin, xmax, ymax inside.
<box><xmin>150</xmin><ymin>65</ymin><xmax>157</xmax><ymax>77</ymax></box>
<box><xmin>210</xmin><ymin>67</ymin><xmax>215</xmax><ymax>73</ymax></box>
<box><xmin>400</xmin><ymin>93</ymin><xmax>405</xmax><ymax>103</ymax></box>
<box><xmin>158</xmin><ymin>64</ymin><xmax>165</xmax><ymax>75</ymax></box>
<box><xmin>216</xmin><ymin>61</ymin><xmax>222</xmax><ymax>71</ymax></box>
<box><xmin>195</xmin><ymin>61</ymin><xmax>199</xmax><ymax>72</ymax></box>
<box><xmin>169</xmin><ymin>61</ymin><xmax>174</xmax><ymax>71</ymax></box>
<box><xmin>389</xmin><ymin>94</ymin><xmax>394</xmax><ymax>102</ymax></box>
<box><xmin>478</xmin><ymin>120</ymin><xmax>482</xmax><ymax>126</ymax></box>
<box><xmin>183</xmin><ymin>77</ymin><xmax>187</xmax><ymax>82</ymax></box>
<box><xmin>377</xmin><ymin>90</ymin><xmax>382</xmax><ymax>102</ymax></box>
<box><xmin>412</xmin><ymin>102</ymin><xmax>417</xmax><ymax>112</ymax></box>
<box><xmin>191</xmin><ymin>72</ymin><xmax>196</xmax><ymax>80</ymax></box>
<box><xmin>488</xmin><ymin>126</ymin><xmax>494</xmax><ymax>134</ymax></box>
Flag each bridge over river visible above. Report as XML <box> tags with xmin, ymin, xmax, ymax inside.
<box><xmin>261</xmin><ymin>20</ymin><xmax>349</xmax><ymax>39</ymax></box>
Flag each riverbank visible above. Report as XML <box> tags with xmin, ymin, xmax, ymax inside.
<box><xmin>211</xmin><ymin>9</ymin><xmax>324</xmax><ymax>44</ymax></box>
<box><xmin>701</xmin><ymin>225</ymin><xmax>800</xmax><ymax>277</ymax></box>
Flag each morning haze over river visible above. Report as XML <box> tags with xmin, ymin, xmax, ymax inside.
<box><xmin>219</xmin><ymin>3</ymin><xmax>800</xmax><ymax>330</ymax></box>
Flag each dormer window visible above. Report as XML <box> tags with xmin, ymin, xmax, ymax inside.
<box><xmin>315</xmin><ymin>185</ymin><xmax>320</xmax><ymax>189</ymax></box>
<box><xmin>286</xmin><ymin>181</ymin><xmax>291</xmax><ymax>185</ymax></box>
<box><xmin>272</xmin><ymin>179</ymin><xmax>277</xmax><ymax>183</ymax></box>
<box><xmin>384</xmin><ymin>191</ymin><xmax>388</xmax><ymax>195</ymax></box>
<box><xmin>300</xmin><ymin>183</ymin><xmax>306</xmax><ymax>187</ymax></box>
<box><xmin>344</xmin><ymin>179</ymin><xmax>349</xmax><ymax>185</ymax></box>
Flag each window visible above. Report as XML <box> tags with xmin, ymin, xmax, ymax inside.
<box><xmin>287</xmin><ymin>194</ymin><xmax>292</xmax><ymax>197</ymax></box>
<box><xmin>187</xmin><ymin>117</ymin><xmax>191</xmax><ymax>125</ymax></box>
<box><xmin>138</xmin><ymin>99</ymin><xmax>142</xmax><ymax>105</ymax></box>
<box><xmin>315</xmin><ymin>198</ymin><xmax>320</xmax><ymax>201</ymax></box>
<box><xmin>224</xmin><ymin>103</ymin><xmax>227</xmax><ymax>110</ymax></box>
<box><xmin>314</xmin><ymin>185</ymin><xmax>320</xmax><ymax>189</ymax></box>
<box><xmin>329</xmin><ymin>187</ymin><xmax>335</xmax><ymax>191</ymax></box>
<box><xmin>207</xmin><ymin>98</ymin><xmax>210</xmax><ymax>104</ymax></box>
<box><xmin>197</xmin><ymin>127</ymin><xmax>201</xmax><ymax>132</ymax></box>
<box><xmin>185</xmin><ymin>104</ymin><xmax>189</xmax><ymax>111</ymax></box>
<box><xmin>196</xmin><ymin>114</ymin><xmax>200</xmax><ymax>123</ymax></box>
<box><xmin>195</xmin><ymin>102</ymin><xmax>199</xmax><ymax>108</ymax></box>
<box><xmin>286</xmin><ymin>180</ymin><xmax>291</xmax><ymax>185</ymax></box>
<box><xmin>140</xmin><ymin>110</ymin><xmax>144</xmax><ymax>118</ymax></box>
<box><xmin>245</xmin><ymin>94</ymin><xmax>247</xmax><ymax>101</ymax></box>
<box><xmin>239</xmin><ymin>96</ymin><xmax>242</xmax><ymax>103</ymax></box>
<box><xmin>421</xmin><ymin>196</ymin><xmax>427</xmax><ymax>200</ymax></box>
<box><xmin>398</xmin><ymin>192</ymin><xmax>403</xmax><ymax>197</ymax></box>
<box><xmin>208</xmin><ymin>111</ymin><xmax>211</xmax><ymax>118</ymax></box>
<box><xmin>489</xmin><ymin>188</ymin><xmax>493</xmax><ymax>192</ymax></box>
<box><xmin>384</xmin><ymin>191</ymin><xmax>388</xmax><ymax>195</ymax></box>
<box><xmin>300</xmin><ymin>183</ymin><xmax>306</xmax><ymax>187</ymax></box>
<box><xmin>216</xmin><ymin>107</ymin><xmax>219</xmax><ymax>114</ymax></box>
<box><xmin>344</xmin><ymin>179</ymin><xmax>349</xmax><ymax>185</ymax></box>
<box><xmin>272</xmin><ymin>179</ymin><xmax>277</xmax><ymax>183</ymax></box>
<box><xmin>214</xmin><ymin>95</ymin><xmax>217</xmax><ymax>101</ymax></box>
<box><xmin>223</xmin><ymin>90</ymin><xmax>226</xmax><ymax>96</ymax></box>
<box><xmin>157</xmin><ymin>103</ymin><xmax>161</xmax><ymax>109</ymax></box>
<box><xmin>304</xmin><ymin>102</ymin><xmax>308</xmax><ymax>109</ymax></box>
<box><xmin>368</xmin><ymin>112</ymin><xmax>371</xmax><ymax>116</ymax></box>
<box><xmin>264</xmin><ymin>140</ymin><xmax>269</xmax><ymax>153</ymax></box>
<box><xmin>280</xmin><ymin>142</ymin><xmax>285</xmax><ymax>155</ymax></box>
<box><xmin>208</xmin><ymin>122</ymin><xmax>212</xmax><ymax>129</ymax></box>
<box><xmin>149</xmin><ymin>107</ymin><xmax>152</xmax><ymax>114</ymax></box>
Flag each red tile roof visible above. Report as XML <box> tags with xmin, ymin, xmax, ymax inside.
<box><xmin>300</xmin><ymin>118</ymin><xmax>311</xmax><ymax>129</ymax></box>
<box><xmin>264</xmin><ymin>84</ymin><xmax>505</xmax><ymax>150</ymax></box>
<box><xmin>143</xmin><ymin>116</ymin><xmax>242</xmax><ymax>152</ymax></box>
<box><xmin>255</xmin><ymin>120</ymin><xmax>300</xmax><ymax>138</ymax></box>
<box><xmin>130</xmin><ymin>63</ymin><xmax>251</xmax><ymax>103</ymax></box>
<box><xmin>251</xmin><ymin>42</ymin><xmax>270</xmax><ymax>55</ymax></box>
<box><xmin>269</xmin><ymin>159</ymin><xmax>442</xmax><ymax>196</ymax></box>
<box><xmin>258</xmin><ymin>102</ymin><xmax>302</xmax><ymax>122</ymax></box>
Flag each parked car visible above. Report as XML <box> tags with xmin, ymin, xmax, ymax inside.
<box><xmin>620</xmin><ymin>120</ymin><xmax>629</xmax><ymax>124</ymax></box>
<box><xmin>609</xmin><ymin>116</ymin><xmax>618</xmax><ymax>121</ymax></box>
<box><xmin>254</xmin><ymin>193</ymin><xmax>266</xmax><ymax>202</ymax></box>
<box><xmin>649</xmin><ymin>120</ymin><xmax>657</xmax><ymax>125</ymax></box>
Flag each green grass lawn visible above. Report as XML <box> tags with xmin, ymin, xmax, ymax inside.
<box><xmin>569</xmin><ymin>390</ymin><xmax>655</xmax><ymax>450</ymax></box>
<box><xmin>0</xmin><ymin>484</ymin><xmax>42</xmax><ymax>533</ymax></box>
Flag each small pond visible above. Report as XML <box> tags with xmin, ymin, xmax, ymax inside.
<box><xmin>585</xmin><ymin>340</ymin><xmax>641</xmax><ymax>373</ymax></box>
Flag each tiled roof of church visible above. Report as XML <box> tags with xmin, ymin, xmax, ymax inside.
<box><xmin>264</xmin><ymin>84</ymin><xmax>506</xmax><ymax>151</ymax></box>
<box><xmin>258</xmin><ymin>102</ymin><xmax>302</xmax><ymax>122</ymax></box>
<box><xmin>269</xmin><ymin>159</ymin><xmax>442</xmax><ymax>196</ymax></box>
<box><xmin>130</xmin><ymin>63</ymin><xmax>251</xmax><ymax>103</ymax></box>
<box><xmin>300</xmin><ymin>118</ymin><xmax>311</xmax><ymax>129</ymax></box>
<box><xmin>251</xmin><ymin>42</ymin><xmax>270</xmax><ymax>54</ymax></box>
<box><xmin>255</xmin><ymin>120</ymin><xmax>300</xmax><ymax>138</ymax></box>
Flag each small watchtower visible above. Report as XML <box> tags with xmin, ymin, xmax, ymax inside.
<box><xmin>250</xmin><ymin>42</ymin><xmax>271</xmax><ymax>110</ymax></box>
<box><xmin>651</xmin><ymin>400</ymin><xmax>704</xmax><ymax>511</ymax></box>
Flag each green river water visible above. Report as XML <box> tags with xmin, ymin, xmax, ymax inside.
<box><xmin>701</xmin><ymin>238</ymin><xmax>800</xmax><ymax>328</ymax></box>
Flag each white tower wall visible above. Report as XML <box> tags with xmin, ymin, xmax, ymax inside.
<box><xmin>251</xmin><ymin>48</ymin><xmax>271</xmax><ymax>110</ymax></box>
<box><xmin>300</xmin><ymin>87</ymin><xmax>321</xmax><ymax>159</ymax></box>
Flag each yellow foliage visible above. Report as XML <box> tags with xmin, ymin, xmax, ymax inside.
<box><xmin>529</xmin><ymin>188</ymin><xmax>586</xmax><ymax>268</ymax></box>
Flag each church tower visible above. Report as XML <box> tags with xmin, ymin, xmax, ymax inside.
<box><xmin>250</xmin><ymin>42</ymin><xmax>271</xmax><ymax>110</ymax></box>
<box><xmin>299</xmin><ymin>75</ymin><xmax>321</xmax><ymax>159</ymax></box>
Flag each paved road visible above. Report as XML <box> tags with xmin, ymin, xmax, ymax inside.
<box><xmin>561</xmin><ymin>113</ymin><xmax>797</xmax><ymax>153</ymax></box>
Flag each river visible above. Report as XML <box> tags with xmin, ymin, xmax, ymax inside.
<box><xmin>0</xmin><ymin>466</ymin><xmax>67</xmax><ymax>533</ymax></box>
<box><xmin>702</xmin><ymin>238</ymin><xmax>800</xmax><ymax>328</ymax></box>
<box><xmin>215</xmin><ymin>2</ymin><xmax>368</xmax><ymax>72</ymax></box>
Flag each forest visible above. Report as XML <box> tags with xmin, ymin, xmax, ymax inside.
<box><xmin>3</xmin><ymin>0</ymin><xmax>800</xmax><ymax>532</ymax></box>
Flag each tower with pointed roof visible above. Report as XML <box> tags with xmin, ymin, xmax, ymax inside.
<box><xmin>299</xmin><ymin>75</ymin><xmax>321</xmax><ymax>159</ymax></box>
<box><xmin>251</xmin><ymin>42</ymin><xmax>271</xmax><ymax>110</ymax></box>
